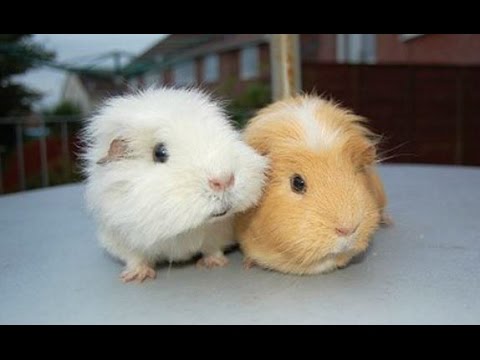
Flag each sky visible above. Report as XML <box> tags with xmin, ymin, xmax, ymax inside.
<box><xmin>15</xmin><ymin>34</ymin><xmax>167</xmax><ymax>110</ymax></box>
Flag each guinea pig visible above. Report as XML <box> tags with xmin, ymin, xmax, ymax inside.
<box><xmin>82</xmin><ymin>87</ymin><xmax>268</xmax><ymax>282</ymax></box>
<box><xmin>235</xmin><ymin>95</ymin><xmax>390</xmax><ymax>275</ymax></box>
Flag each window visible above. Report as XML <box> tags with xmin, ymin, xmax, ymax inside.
<box><xmin>203</xmin><ymin>54</ymin><xmax>220</xmax><ymax>83</ymax></box>
<box><xmin>362</xmin><ymin>34</ymin><xmax>376</xmax><ymax>64</ymax></box>
<box><xmin>173</xmin><ymin>60</ymin><xmax>195</xmax><ymax>86</ymax></box>
<box><xmin>144</xmin><ymin>70</ymin><xmax>164</xmax><ymax>87</ymax></box>
<box><xmin>336</xmin><ymin>34</ymin><xmax>376</xmax><ymax>64</ymax></box>
<box><xmin>240</xmin><ymin>46</ymin><xmax>259</xmax><ymax>80</ymax></box>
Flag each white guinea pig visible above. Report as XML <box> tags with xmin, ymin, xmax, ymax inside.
<box><xmin>82</xmin><ymin>87</ymin><xmax>268</xmax><ymax>283</ymax></box>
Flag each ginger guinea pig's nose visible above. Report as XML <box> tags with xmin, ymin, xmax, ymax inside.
<box><xmin>208</xmin><ymin>174</ymin><xmax>235</xmax><ymax>192</ymax></box>
<box><xmin>335</xmin><ymin>224</ymin><xmax>359</xmax><ymax>237</ymax></box>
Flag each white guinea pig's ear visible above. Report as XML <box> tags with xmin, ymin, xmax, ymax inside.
<box><xmin>97</xmin><ymin>138</ymin><xmax>130</xmax><ymax>165</ymax></box>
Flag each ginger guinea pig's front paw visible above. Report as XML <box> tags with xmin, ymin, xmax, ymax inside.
<box><xmin>335</xmin><ymin>253</ymin><xmax>355</xmax><ymax>269</ymax></box>
<box><xmin>242</xmin><ymin>257</ymin><xmax>256</xmax><ymax>270</ymax></box>
<box><xmin>196</xmin><ymin>253</ymin><xmax>229</xmax><ymax>269</ymax></box>
<box><xmin>380</xmin><ymin>212</ymin><xmax>394</xmax><ymax>227</ymax></box>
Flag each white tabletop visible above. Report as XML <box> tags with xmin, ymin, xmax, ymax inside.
<box><xmin>0</xmin><ymin>164</ymin><xmax>479</xmax><ymax>324</ymax></box>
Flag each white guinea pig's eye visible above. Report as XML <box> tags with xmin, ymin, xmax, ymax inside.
<box><xmin>153</xmin><ymin>143</ymin><xmax>169</xmax><ymax>163</ymax></box>
<box><xmin>290</xmin><ymin>174</ymin><xmax>307</xmax><ymax>194</ymax></box>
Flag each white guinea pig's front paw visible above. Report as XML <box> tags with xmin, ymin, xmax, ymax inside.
<box><xmin>120</xmin><ymin>264</ymin><xmax>157</xmax><ymax>283</ymax></box>
<box><xmin>196</xmin><ymin>253</ymin><xmax>229</xmax><ymax>269</ymax></box>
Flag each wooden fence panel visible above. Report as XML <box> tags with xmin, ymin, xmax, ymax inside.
<box><xmin>463</xmin><ymin>68</ymin><xmax>480</xmax><ymax>166</ymax></box>
<box><xmin>302</xmin><ymin>63</ymin><xmax>480</xmax><ymax>166</ymax></box>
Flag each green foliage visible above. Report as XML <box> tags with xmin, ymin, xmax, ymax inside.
<box><xmin>45</xmin><ymin>101</ymin><xmax>82</xmax><ymax>116</ymax></box>
<box><xmin>0</xmin><ymin>34</ymin><xmax>55</xmax><ymax>116</ymax></box>
<box><xmin>234</xmin><ymin>82</ymin><xmax>271</xmax><ymax>109</ymax></box>
<box><xmin>227</xmin><ymin>82</ymin><xmax>271</xmax><ymax>128</ymax></box>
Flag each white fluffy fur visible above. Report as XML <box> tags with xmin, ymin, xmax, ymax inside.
<box><xmin>82</xmin><ymin>87</ymin><xmax>267</xmax><ymax>279</ymax></box>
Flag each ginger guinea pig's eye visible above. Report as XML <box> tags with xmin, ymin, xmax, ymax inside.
<box><xmin>153</xmin><ymin>143</ymin><xmax>168</xmax><ymax>163</ymax></box>
<box><xmin>290</xmin><ymin>174</ymin><xmax>307</xmax><ymax>194</ymax></box>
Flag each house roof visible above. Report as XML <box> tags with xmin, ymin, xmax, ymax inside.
<box><xmin>136</xmin><ymin>34</ymin><xmax>220</xmax><ymax>61</ymax></box>
<box><xmin>177</xmin><ymin>34</ymin><xmax>269</xmax><ymax>60</ymax></box>
<box><xmin>77</xmin><ymin>73</ymin><xmax>127</xmax><ymax>102</ymax></box>
<box><xmin>128</xmin><ymin>34</ymin><xmax>270</xmax><ymax>75</ymax></box>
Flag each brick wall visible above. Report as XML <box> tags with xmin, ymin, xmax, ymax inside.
<box><xmin>377</xmin><ymin>34</ymin><xmax>480</xmax><ymax>65</ymax></box>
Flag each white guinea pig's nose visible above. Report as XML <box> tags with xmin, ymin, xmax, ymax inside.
<box><xmin>208</xmin><ymin>174</ymin><xmax>235</xmax><ymax>192</ymax></box>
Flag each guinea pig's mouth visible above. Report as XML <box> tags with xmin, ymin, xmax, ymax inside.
<box><xmin>211</xmin><ymin>205</ymin><xmax>232</xmax><ymax>218</ymax></box>
<box><xmin>212</xmin><ymin>210</ymin><xmax>228</xmax><ymax>217</ymax></box>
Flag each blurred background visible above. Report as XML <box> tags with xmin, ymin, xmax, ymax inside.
<box><xmin>1</xmin><ymin>34</ymin><xmax>479</xmax><ymax>195</ymax></box>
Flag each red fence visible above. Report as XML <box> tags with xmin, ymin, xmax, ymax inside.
<box><xmin>302</xmin><ymin>63</ymin><xmax>480</xmax><ymax>166</ymax></box>
<box><xmin>0</xmin><ymin>117</ymin><xmax>82</xmax><ymax>194</ymax></box>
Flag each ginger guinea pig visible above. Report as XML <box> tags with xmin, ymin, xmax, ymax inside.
<box><xmin>235</xmin><ymin>95</ymin><xmax>390</xmax><ymax>275</ymax></box>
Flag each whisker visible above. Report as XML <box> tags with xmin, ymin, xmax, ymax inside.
<box><xmin>378</xmin><ymin>140</ymin><xmax>411</xmax><ymax>155</ymax></box>
<box><xmin>377</xmin><ymin>152</ymin><xmax>418</xmax><ymax>163</ymax></box>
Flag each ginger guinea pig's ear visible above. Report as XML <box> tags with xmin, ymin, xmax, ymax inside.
<box><xmin>243</xmin><ymin>106</ymin><xmax>304</xmax><ymax>156</ymax></box>
<box><xmin>348</xmin><ymin>137</ymin><xmax>377</xmax><ymax>168</ymax></box>
<box><xmin>97</xmin><ymin>138</ymin><xmax>129</xmax><ymax>165</ymax></box>
<box><xmin>243</xmin><ymin>113</ymin><xmax>296</xmax><ymax>156</ymax></box>
<box><xmin>245</xmin><ymin>133</ymin><xmax>269</xmax><ymax>156</ymax></box>
<box><xmin>243</xmin><ymin>122</ymin><xmax>272</xmax><ymax>156</ymax></box>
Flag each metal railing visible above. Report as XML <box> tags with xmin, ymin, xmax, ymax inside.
<box><xmin>0</xmin><ymin>107</ymin><xmax>266</xmax><ymax>195</ymax></box>
<box><xmin>0</xmin><ymin>115</ymin><xmax>83</xmax><ymax>194</ymax></box>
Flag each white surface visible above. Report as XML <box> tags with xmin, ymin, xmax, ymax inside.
<box><xmin>0</xmin><ymin>164</ymin><xmax>479</xmax><ymax>324</ymax></box>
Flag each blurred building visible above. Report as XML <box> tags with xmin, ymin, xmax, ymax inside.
<box><xmin>125</xmin><ymin>34</ymin><xmax>480</xmax><ymax>91</ymax></box>
<box><xmin>376</xmin><ymin>34</ymin><xmax>480</xmax><ymax>64</ymax></box>
<box><xmin>60</xmin><ymin>34</ymin><xmax>480</xmax><ymax>114</ymax></box>
<box><xmin>126</xmin><ymin>34</ymin><xmax>271</xmax><ymax>95</ymax></box>
<box><xmin>61</xmin><ymin>73</ymin><xmax>126</xmax><ymax>114</ymax></box>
